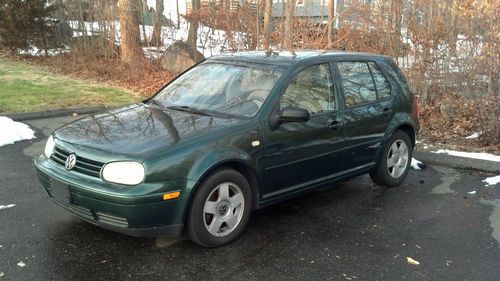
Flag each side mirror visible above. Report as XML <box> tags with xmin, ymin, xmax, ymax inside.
<box><xmin>279</xmin><ymin>106</ymin><xmax>310</xmax><ymax>123</ymax></box>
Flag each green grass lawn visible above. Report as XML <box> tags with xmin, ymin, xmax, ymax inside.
<box><xmin>0</xmin><ymin>58</ymin><xmax>140</xmax><ymax>113</ymax></box>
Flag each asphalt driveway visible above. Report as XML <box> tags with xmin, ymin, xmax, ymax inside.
<box><xmin>0</xmin><ymin>116</ymin><xmax>499</xmax><ymax>281</ymax></box>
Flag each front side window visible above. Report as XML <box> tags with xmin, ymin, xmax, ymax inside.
<box><xmin>153</xmin><ymin>63</ymin><xmax>283</xmax><ymax>117</ymax></box>
<box><xmin>337</xmin><ymin>62</ymin><xmax>377</xmax><ymax>107</ymax></box>
<box><xmin>280</xmin><ymin>64</ymin><xmax>335</xmax><ymax>115</ymax></box>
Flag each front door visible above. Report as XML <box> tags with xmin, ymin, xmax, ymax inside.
<box><xmin>261</xmin><ymin>63</ymin><xmax>345</xmax><ymax>199</ymax></box>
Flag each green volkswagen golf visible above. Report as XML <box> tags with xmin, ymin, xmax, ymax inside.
<box><xmin>35</xmin><ymin>51</ymin><xmax>419</xmax><ymax>247</ymax></box>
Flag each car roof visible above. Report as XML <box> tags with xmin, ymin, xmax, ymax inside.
<box><xmin>208</xmin><ymin>50</ymin><xmax>392</xmax><ymax>67</ymax></box>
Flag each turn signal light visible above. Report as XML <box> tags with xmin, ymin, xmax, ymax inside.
<box><xmin>163</xmin><ymin>191</ymin><xmax>181</xmax><ymax>201</ymax></box>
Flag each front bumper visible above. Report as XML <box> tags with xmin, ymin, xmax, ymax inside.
<box><xmin>35</xmin><ymin>155</ymin><xmax>194</xmax><ymax>237</ymax></box>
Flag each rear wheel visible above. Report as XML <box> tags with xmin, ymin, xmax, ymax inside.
<box><xmin>187</xmin><ymin>168</ymin><xmax>252</xmax><ymax>247</ymax></box>
<box><xmin>370</xmin><ymin>130</ymin><xmax>412</xmax><ymax>187</ymax></box>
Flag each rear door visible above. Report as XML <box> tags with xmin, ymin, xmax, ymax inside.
<box><xmin>334</xmin><ymin>61</ymin><xmax>395</xmax><ymax>170</ymax></box>
<box><xmin>261</xmin><ymin>63</ymin><xmax>345</xmax><ymax>199</ymax></box>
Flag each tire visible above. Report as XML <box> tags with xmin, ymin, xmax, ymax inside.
<box><xmin>186</xmin><ymin>168</ymin><xmax>252</xmax><ymax>247</ymax></box>
<box><xmin>370</xmin><ymin>130</ymin><xmax>413</xmax><ymax>187</ymax></box>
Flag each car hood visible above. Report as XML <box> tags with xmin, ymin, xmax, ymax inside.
<box><xmin>53</xmin><ymin>104</ymin><xmax>245</xmax><ymax>158</ymax></box>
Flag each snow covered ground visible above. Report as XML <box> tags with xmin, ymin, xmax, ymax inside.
<box><xmin>433</xmin><ymin>149</ymin><xmax>500</xmax><ymax>162</ymax></box>
<box><xmin>66</xmin><ymin>19</ymin><xmax>245</xmax><ymax>58</ymax></box>
<box><xmin>0</xmin><ymin>117</ymin><xmax>36</xmax><ymax>147</ymax></box>
<box><xmin>18</xmin><ymin>17</ymin><xmax>245</xmax><ymax>58</ymax></box>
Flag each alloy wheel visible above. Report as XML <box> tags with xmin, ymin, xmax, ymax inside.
<box><xmin>386</xmin><ymin>139</ymin><xmax>409</xmax><ymax>178</ymax></box>
<box><xmin>203</xmin><ymin>182</ymin><xmax>245</xmax><ymax>237</ymax></box>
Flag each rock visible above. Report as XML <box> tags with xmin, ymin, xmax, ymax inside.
<box><xmin>161</xmin><ymin>41</ymin><xmax>205</xmax><ymax>74</ymax></box>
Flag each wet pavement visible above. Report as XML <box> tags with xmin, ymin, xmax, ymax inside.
<box><xmin>0</xmin><ymin>116</ymin><xmax>499</xmax><ymax>281</ymax></box>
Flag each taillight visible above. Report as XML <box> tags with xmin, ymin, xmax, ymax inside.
<box><xmin>413</xmin><ymin>95</ymin><xmax>419</xmax><ymax>117</ymax></box>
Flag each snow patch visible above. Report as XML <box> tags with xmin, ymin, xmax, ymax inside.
<box><xmin>483</xmin><ymin>175</ymin><xmax>500</xmax><ymax>186</ymax></box>
<box><xmin>0</xmin><ymin>117</ymin><xmax>36</xmax><ymax>147</ymax></box>
<box><xmin>433</xmin><ymin>149</ymin><xmax>500</xmax><ymax>162</ymax></box>
<box><xmin>410</xmin><ymin>158</ymin><xmax>424</xmax><ymax>170</ymax></box>
<box><xmin>17</xmin><ymin>45</ymin><xmax>70</xmax><ymax>57</ymax></box>
<box><xmin>465</xmin><ymin>132</ymin><xmax>481</xmax><ymax>139</ymax></box>
<box><xmin>0</xmin><ymin>204</ymin><xmax>16</xmax><ymax>211</ymax></box>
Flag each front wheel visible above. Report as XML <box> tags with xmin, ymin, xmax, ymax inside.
<box><xmin>370</xmin><ymin>130</ymin><xmax>413</xmax><ymax>187</ymax></box>
<box><xmin>186</xmin><ymin>168</ymin><xmax>252</xmax><ymax>247</ymax></box>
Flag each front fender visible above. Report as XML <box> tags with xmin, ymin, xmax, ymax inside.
<box><xmin>187</xmin><ymin>149</ymin><xmax>254</xmax><ymax>183</ymax></box>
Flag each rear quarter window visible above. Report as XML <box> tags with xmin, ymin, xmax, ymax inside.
<box><xmin>368</xmin><ymin>62</ymin><xmax>391</xmax><ymax>99</ymax></box>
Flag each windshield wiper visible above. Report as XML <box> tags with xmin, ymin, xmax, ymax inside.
<box><xmin>166</xmin><ymin>105</ymin><xmax>212</xmax><ymax>116</ymax></box>
<box><xmin>145</xmin><ymin>99</ymin><xmax>165</xmax><ymax>109</ymax></box>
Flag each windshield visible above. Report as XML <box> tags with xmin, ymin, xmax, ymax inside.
<box><xmin>152</xmin><ymin>63</ymin><xmax>284</xmax><ymax>117</ymax></box>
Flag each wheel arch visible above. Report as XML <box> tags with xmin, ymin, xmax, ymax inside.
<box><xmin>395</xmin><ymin>123</ymin><xmax>416</xmax><ymax>148</ymax></box>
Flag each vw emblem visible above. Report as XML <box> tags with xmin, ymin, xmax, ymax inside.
<box><xmin>65</xmin><ymin>154</ymin><xmax>77</xmax><ymax>171</ymax></box>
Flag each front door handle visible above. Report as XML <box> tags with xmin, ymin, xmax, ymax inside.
<box><xmin>327</xmin><ymin>119</ymin><xmax>342</xmax><ymax>130</ymax></box>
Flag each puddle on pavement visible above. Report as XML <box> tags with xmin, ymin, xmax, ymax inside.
<box><xmin>480</xmin><ymin>199</ymin><xmax>500</xmax><ymax>249</ymax></box>
<box><xmin>432</xmin><ymin>166</ymin><xmax>461</xmax><ymax>194</ymax></box>
<box><xmin>23</xmin><ymin>139</ymin><xmax>46</xmax><ymax>158</ymax></box>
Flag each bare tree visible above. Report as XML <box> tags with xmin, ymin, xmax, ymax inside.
<box><xmin>283</xmin><ymin>0</ymin><xmax>296</xmax><ymax>49</ymax></box>
<box><xmin>327</xmin><ymin>0</ymin><xmax>335</xmax><ymax>47</ymax></box>
<box><xmin>390</xmin><ymin>0</ymin><xmax>403</xmax><ymax>56</ymax></box>
<box><xmin>119</xmin><ymin>0</ymin><xmax>142</xmax><ymax>65</ymax></box>
<box><xmin>176</xmin><ymin>0</ymin><xmax>180</xmax><ymax>29</ymax></box>
<box><xmin>187</xmin><ymin>0</ymin><xmax>200</xmax><ymax>49</ymax></box>
<box><xmin>150</xmin><ymin>0</ymin><xmax>164</xmax><ymax>47</ymax></box>
<box><xmin>263</xmin><ymin>0</ymin><xmax>273</xmax><ymax>49</ymax></box>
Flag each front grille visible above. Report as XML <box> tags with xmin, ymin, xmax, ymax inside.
<box><xmin>50</xmin><ymin>146</ymin><xmax>105</xmax><ymax>178</ymax></box>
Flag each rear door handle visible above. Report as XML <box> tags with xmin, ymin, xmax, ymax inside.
<box><xmin>382</xmin><ymin>107</ymin><xmax>393</xmax><ymax>116</ymax></box>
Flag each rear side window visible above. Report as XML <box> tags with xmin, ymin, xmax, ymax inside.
<box><xmin>337</xmin><ymin>62</ymin><xmax>377</xmax><ymax>107</ymax></box>
<box><xmin>337</xmin><ymin>61</ymin><xmax>392</xmax><ymax>108</ymax></box>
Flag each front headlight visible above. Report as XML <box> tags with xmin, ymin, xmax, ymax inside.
<box><xmin>44</xmin><ymin>135</ymin><xmax>55</xmax><ymax>158</ymax></box>
<box><xmin>101</xmin><ymin>161</ymin><xmax>145</xmax><ymax>185</ymax></box>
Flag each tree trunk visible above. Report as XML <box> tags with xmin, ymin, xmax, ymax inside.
<box><xmin>327</xmin><ymin>0</ymin><xmax>335</xmax><ymax>48</ymax></box>
<box><xmin>263</xmin><ymin>0</ymin><xmax>273</xmax><ymax>49</ymax></box>
<box><xmin>284</xmin><ymin>0</ymin><xmax>296</xmax><ymax>50</ymax></box>
<box><xmin>391</xmin><ymin>0</ymin><xmax>402</xmax><ymax>56</ymax></box>
<box><xmin>187</xmin><ymin>0</ymin><xmax>200</xmax><ymax>49</ymax></box>
<box><xmin>119</xmin><ymin>0</ymin><xmax>142</xmax><ymax>65</ymax></box>
<box><xmin>141</xmin><ymin>0</ymin><xmax>148</xmax><ymax>45</ymax></box>
<box><xmin>176</xmin><ymin>0</ymin><xmax>180</xmax><ymax>29</ymax></box>
<box><xmin>150</xmin><ymin>0</ymin><xmax>164</xmax><ymax>47</ymax></box>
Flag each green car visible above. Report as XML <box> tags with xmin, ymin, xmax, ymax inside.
<box><xmin>35</xmin><ymin>51</ymin><xmax>419</xmax><ymax>247</ymax></box>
